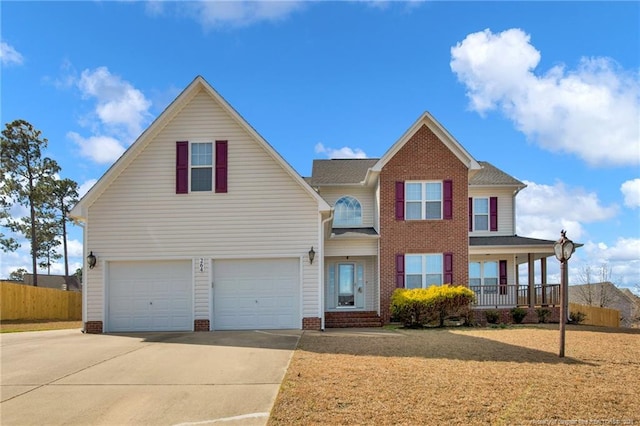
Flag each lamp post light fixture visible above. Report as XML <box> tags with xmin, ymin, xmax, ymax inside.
<box><xmin>87</xmin><ymin>251</ymin><xmax>97</xmax><ymax>269</ymax></box>
<box><xmin>308</xmin><ymin>246</ymin><xmax>315</xmax><ymax>265</ymax></box>
<box><xmin>553</xmin><ymin>230</ymin><xmax>575</xmax><ymax>358</ymax></box>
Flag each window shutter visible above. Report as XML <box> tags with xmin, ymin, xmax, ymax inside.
<box><xmin>443</xmin><ymin>180</ymin><xmax>453</xmax><ymax>220</ymax></box>
<box><xmin>490</xmin><ymin>196</ymin><xmax>498</xmax><ymax>231</ymax></box>
<box><xmin>443</xmin><ymin>252</ymin><xmax>453</xmax><ymax>284</ymax></box>
<box><xmin>395</xmin><ymin>181</ymin><xmax>404</xmax><ymax>220</ymax></box>
<box><xmin>395</xmin><ymin>254</ymin><xmax>405</xmax><ymax>288</ymax></box>
<box><xmin>215</xmin><ymin>140</ymin><xmax>228</xmax><ymax>193</ymax></box>
<box><xmin>176</xmin><ymin>141</ymin><xmax>188</xmax><ymax>194</ymax></box>
<box><xmin>468</xmin><ymin>197</ymin><xmax>473</xmax><ymax>231</ymax></box>
<box><xmin>499</xmin><ymin>260</ymin><xmax>507</xmax><ymax>295</ymax></box>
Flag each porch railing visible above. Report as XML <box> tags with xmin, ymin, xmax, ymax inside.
<box><xmin>470</xmin><ymin>284</ymin><xmax>560</xmax><ymax>308</ymax></box>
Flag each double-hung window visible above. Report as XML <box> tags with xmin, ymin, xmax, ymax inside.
<box><xmin>473</xmin><ymin>198</ymin><xmax>489</xmax><ymax>231</ymax></box>
<box><xmin>405</xmin><ymin>254</ymin><xmax>443</xmax><ymax>289</ymax></box>
<box><xmin>191</xmin><ymin>142</ymin><xmax>212</xmax><ymax>192</ymax></box>
<box><xmin>406</xmin><ymin>182</ymin><xmax>442</xmax><ymax>220</ymax></box>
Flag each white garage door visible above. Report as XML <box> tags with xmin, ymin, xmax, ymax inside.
<box><xmin>213</xmin><ymin>258</ymin><xmax>300</xmax><ymax>330</ymax></box>
<box><xmin>108</xmin><ymin>260</ymin><xmax>192</xmax><ymax>332</ymax></box>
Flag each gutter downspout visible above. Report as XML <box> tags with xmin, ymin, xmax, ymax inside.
<box><xmin>319</xmin><ymin>209</ymin><xmax>334</xmax><ymax>331</ymax></box>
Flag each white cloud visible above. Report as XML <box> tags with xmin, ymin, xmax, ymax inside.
<box><xmin>621</xmin><ymin>178</ymin><xmax>640</xmax><ymax>208</ymax></box>
<box><xmin>78</xmin><ymin>67</ymin><xmax>152</xmax><ymax>139</ymax></box>
<box><xmin>151</xmin><ymin>1</ymin><xmax>304</xmax><ymax>29</ymax></box>
<box><xmin>578</xmin><ymin>238</ymin><xmax>640</xmax><ymax>287</ymax></box>
<box><xmin>67</xmin><ymin>132</ymin><xmax>126</xmax><ymax>165</ymax></box>
<box><xmin>315</xmin><ymin>142</ymin><xmax>368</xmax><ymax>159</ymax></box>
<box><xmin>0</xmin><ymin>41</ymin><xmax>24</xmax><ymax>66</ymax></box>
<box><xmin>516</xmin><ymin>180</ymin><xmax>618</xmax><ymax>241</ymax></box>
<box><xmin>78</xmin><ymin>179</ymin><xmax>98</xmax><ymax>198</ymax></box>
<box><xmin>451</xmin><ymin>28</ymin><xmax>640</xmax><ymax>167</ymax></box>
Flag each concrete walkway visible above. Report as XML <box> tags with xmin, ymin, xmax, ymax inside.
<box><xmin>0</xmin><ymin>329</ymin><xmax>300</xmax><ymax>425</ymax></box>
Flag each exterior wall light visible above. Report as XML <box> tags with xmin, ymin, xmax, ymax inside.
<box><xmin>308</xmin><ymin>247</ymin><xmax>315</xmax><ymax>265</ymax></box>
<box><xmin>87</xmin><ymin>251</ymin><xmax>97</xmax><ymax>269</ymax></box>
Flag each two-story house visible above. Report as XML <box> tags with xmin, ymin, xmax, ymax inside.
<box><xmin>71</xmin><ymin>76</ymin><xmax>561</xmax><ymax>333</ymax></box>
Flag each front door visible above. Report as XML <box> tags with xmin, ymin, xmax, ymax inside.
<box><xmin>326</xmin><ymin>262</ymin><xmax>365</xmax><ymax>310</ymax></box>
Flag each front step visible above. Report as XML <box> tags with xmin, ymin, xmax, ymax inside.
<box><xmin>325</xmin><ymin>311</ymin><xmax>383</xmax><ymax>328</ymax></box>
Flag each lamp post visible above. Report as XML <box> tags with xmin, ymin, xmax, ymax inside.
<box><xmin>553</xmin><ymin>230</ymin><xmax>575</xmax><ymax>358</ymax></box>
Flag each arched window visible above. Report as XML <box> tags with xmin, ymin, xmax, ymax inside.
<box><xmin>334</xmin><ymin>196</ymin><xmax>362</xmax><ymax>227</ymax></box>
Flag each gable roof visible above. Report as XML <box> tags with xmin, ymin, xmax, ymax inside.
<box><xmin>70</xmin><ymin>76</ymin><xmax>330</xmax><ymax>220</ymax></box>
<box><xmin>310</xmin><ymin>159</ymin><xmax>379</xmax><ymax>186</ymax></box>
<box><xmin>470</xmin><ymin>161</ymin><xmax>526</xmax><ymax>188</ymax></box>
<box><xmin>370</xmin><ymin>111</ymin><xmax>482</xmax><ymax>173</ymax></box>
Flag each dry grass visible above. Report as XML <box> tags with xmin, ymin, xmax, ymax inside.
<box><xmin>0</xmin><ymin>319</ymin><xmax>82</xmax><ymax>333</ymax></box>
<box><xmin>269</xmin><ymin>325</ymin><xmax>640</xmax><ymax>425</ymax></box>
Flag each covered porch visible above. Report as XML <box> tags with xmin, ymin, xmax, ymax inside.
<box><xmin>469</xmin><ymin>235</ymin><xmax>559</xmax><ymax>309</ymax></box>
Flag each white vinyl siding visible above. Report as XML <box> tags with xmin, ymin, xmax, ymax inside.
<box><xmin>317</xmin><ymin>186</ymin><xmax>376</xmax><ymax>228</ymax></box>
<box><xmin>468</xmin><ymin>188</ymin><xmax>515</xmax><ymax>236</ymax></box>
<box><xmin>325</xmin><ymin>238</ymin><xmax>378</xmax><ymax>257</ymax></box>
<box><xmin>85</xmin><ymin>89</ymin><xmax>321</xmax><ymax>323</ymax></box>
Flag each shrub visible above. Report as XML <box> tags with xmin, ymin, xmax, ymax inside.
<box><xmin>390</xmin><ymin>285</ymin><xmax>475</xmax><ymax>328</ymax></box>
<box><xmin>536</xmin><ymin>308</ymin><xmax>551</xmax><ymax>323</ymax></box>
<box><xmin>484</xmin><ymin>309</ymin><xmax>500</xmax><ymax>324</ymax></box>
<box><xmin>510</xmin><ymin>307</ymin><xmax>528</xmax><ymax>324</ymax></box>
<box><xmin>569</xmin><ymin>311</ymin><xmax>587</xmax><ymax>324</ymax></box>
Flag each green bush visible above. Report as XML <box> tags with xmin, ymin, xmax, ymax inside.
<box><xmin>484</xmin><ymin>309</ymin><xmax>500</xmax><ymax>324</ymax></box>
<box><xmin>536</xmin><ymin>308</ymin><xmax>551</xmax><ymax>323</ymax></box>
<box><xmin>569</xmin><ymin>311</ymin><xmax>587</xmax><ymax>324</ymax></box>
<box><xmin>510</xmin><ymin>307</ymin><xmax>528</xmax><ymax>324</ymax></box>
<box><xmin>390</xmin><ymin>285</ymin><xmax>475</xmax><ymax>328</ymax></box>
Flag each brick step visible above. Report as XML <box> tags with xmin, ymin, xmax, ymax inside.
<box><xmin>325</xmin><ymin>311</ymin><xmax>383</xmax><ymax>328</ymax></box>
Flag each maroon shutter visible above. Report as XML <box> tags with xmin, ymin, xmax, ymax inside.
<box><xmin>490</xmin><ymin>197</ymin><xmax>498</xmax><ymax>231</ymax></box>
<box><xmin>468</xmin><ymin>197</ymin><xmax>473</xmax><ymax>231</ymax></box>
<box><xmin>443</xmin><ymin>252</ymin><xmax>453</xmax><ymax>284</ymax></box>
<box><xmin>395</xmin><ymin>181</ymin><xmax>404</xmax><ymax>220</ymax></box>
<box><xmin>443</xmin><ymin>180</ymin><xmax>453</xmax><ymax>220</ymax></box>
<box><xmin>215</xmin><ymin>140</ymin><xmax>228</xmax><ymax>193</ymax></box>
<box><xmin>176</xmin><ymin>141</ymin><xmax>188</xmax><ymax>194</ymax></box>
<box><xmin>395</xmin><ymin>254</ymin><xmax>405</xmax><ymax>288</ymax></box>
<box><xmin>499</xmin><ymin>260</ymin><xmax>507</xmax><ymax>295</ymax></box>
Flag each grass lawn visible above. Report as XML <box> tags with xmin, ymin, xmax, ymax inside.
<box><xmin>269</xmin><ymin>325</ymin><xmax>640</xmax><ymax>425</ymax></box>
<box><xmin>0</xmin><ymin>320</ymin><xmax>82</xmax><ymax>333</ymax></box>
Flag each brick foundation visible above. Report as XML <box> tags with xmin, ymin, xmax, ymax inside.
<box><xmin>471</xmin><ymin>307</ymin><xmax>560</xmax><ymax>326</ymax></box>
<box><xmin>84</xmin><ymin>321</ymin><xmax>103</xmax><ymax>334</ymax></box>
<box><xmin>302</xmin><ymin>317</ymin><xmax>321</xmax><ymax>330</ymax></box>
<box><xmin>194</xmin><ymin>319</ymin><xmax>210</xmax><ymax>331</ymax></box>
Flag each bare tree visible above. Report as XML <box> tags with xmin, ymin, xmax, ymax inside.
<box><xmin>576</xmin><ymin>263</ymin><xmax>617</xmax><ymax>308</ymax></box>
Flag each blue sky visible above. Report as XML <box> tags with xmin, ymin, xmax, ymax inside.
<box><xmin>1</xmin><ymin>1</ymin><xmax>639</xmax><ymax>293</ymax></box>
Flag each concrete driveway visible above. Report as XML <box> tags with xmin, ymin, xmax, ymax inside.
<box><xmin>0</xmin><ymin>328</ymin><xmax>300</xmax><ymax>425</ymax></box>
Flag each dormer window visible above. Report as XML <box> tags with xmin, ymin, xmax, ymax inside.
<box><xmin>334</xmin><ymin>196</ymin><xmax>362</xmax><ymax>227</ymax></box>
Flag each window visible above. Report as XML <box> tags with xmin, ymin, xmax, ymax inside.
<box><xmin>406</xmin><ymin>182</ymin><xmax>442</xmax><ymax>220</ymax></box>
<box><xmin>191</xmin><ymin>142</ymin><xmax>212</xmax><ymax>191</ymax></box>
<box><xmin>405</xmin><ymin>254</ymin><xmax>443</xmax><ymax>289</ymax></box>
<box><xmin>473</xmin><ymin>198</ymin><xmax>489</xmax><ymax>231</ymax></box>
<box><xmin>334</xmin><ymin>196</ymin><xmax>362</xmax><ymax>227</ymax></box>
<box><xmin>469</xmin><ymin>261</ymin><xmax>498</xmax><ymax>294</ymax></box>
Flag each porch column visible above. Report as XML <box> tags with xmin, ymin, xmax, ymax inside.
<box><xmin>528</xmin><ymin>253</ymin><xmax>535</xmax><ymax>308</ymax></box>
<box><xmin>541</xmin><ymin>257</ymin><xmax>547</xmax><ymax>306</ymax></box>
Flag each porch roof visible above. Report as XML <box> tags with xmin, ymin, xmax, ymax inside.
<box><xmin>470</xmin><ymin>235</ymin><xmax>556</xmax><ymax>247</ymax></box>
<box><xmin>331</xmin><ymin>227</ymin><xmax>379</xmax><ymax>238</ymax></box>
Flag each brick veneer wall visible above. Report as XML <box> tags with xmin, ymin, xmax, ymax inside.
<box><xmin>302</xmin><ymin>317</ymin><xmax>321</xmax><ymax>330</ymax></box>
<box><xmin>84</xmin><ymin>321</ymin><xmax>103</xmax><ymax>334</ymax></box>
<box><xmin>194</xmin><ymin>319</ymin><xmax>210</xmax><ymax>331</ymax></box>
<box><xmin>379</xmin><ymin>124</ymin><xmax>470</xmax><ymax>323</ymax></box>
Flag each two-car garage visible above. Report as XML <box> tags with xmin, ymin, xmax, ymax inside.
<box><xmin>106</xmin><ymin>258</ymin><xmax>300</xmax><ymax>332</ymax></box>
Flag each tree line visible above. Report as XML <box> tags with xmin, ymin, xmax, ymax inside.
<box><xmin>1</xmin><ymin>119</ymin><xmax>79</xmax><ymax>286</ymax></box>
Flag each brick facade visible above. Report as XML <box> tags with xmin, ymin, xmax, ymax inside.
<box><xmin>302</xmin><ymin>317</ymin><xmax>321</xmax><ymax>330</ymax></box>
<box><xmin>84</xmin><ymin>321</ymin><xmax>103</xmax><ymax>334</ymax></box>
<box><xmin>194</xmin><ymin>319</ymin><xmax>210</xmax><ymax>331</ymax></box>
<box><xmin>379</xmin><ymin>124</ymin><xmax>470</xmax><ymax>323</ymax></box>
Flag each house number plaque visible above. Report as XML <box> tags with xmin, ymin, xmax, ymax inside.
<box><xmin>199</xmin><ymin>258</ymin><xmax>205</xmax><ymax>272</ymax></box>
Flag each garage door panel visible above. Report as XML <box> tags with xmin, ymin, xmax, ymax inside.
<box><xmin>108</xmin><ymin>261</ymin><xmax>192</xmax><ymax>332</ymax></box>
<box><xmin>213</xmin><ymin>258</ymin><xmax>300</xmax><ymax>330</ymax></box>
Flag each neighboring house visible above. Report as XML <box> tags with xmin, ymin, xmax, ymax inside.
<box><xmin>23</xmin><ymin>274</ymin><xmax>81</xmax><ymax>292</ymax></box>
<box><xmin>70</xmin><ymin>76</ymin><xmax>566</xmax><ymax>333</ymax></box>
<box><xmin>569</xmin><ymin>282</ymin><xmax>640</xmax><ymax>327</ymax></box>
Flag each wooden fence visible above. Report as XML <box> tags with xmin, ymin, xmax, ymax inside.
<box><xmin>0</xmin><ymin>281</ymin><xmax>82</xmax><ymax>321</ymax></box>
<box><xmin>569</xmin><ymin>302</ymin><xmax>620</xmax><ymax>328</ymax></box>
